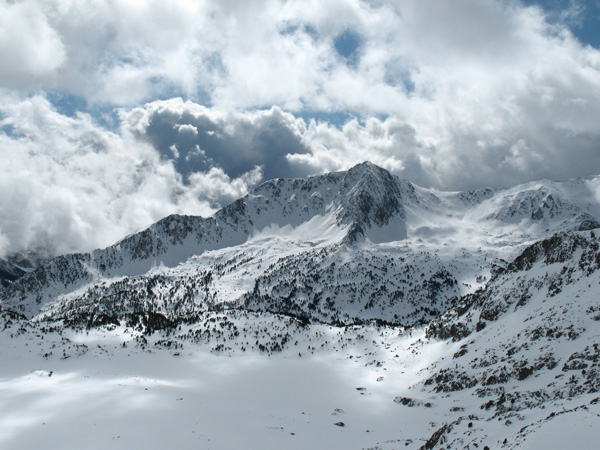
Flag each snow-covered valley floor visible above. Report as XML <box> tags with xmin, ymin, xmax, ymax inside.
<box><xmin>2</xmin><ymin>314</ymin><xmax>598</xmax><ymax>450</ymax></box>
<box><xmin>1</xmin><ymin>323</ymin><xmax>448</xmax><ymax>450</ymax></box>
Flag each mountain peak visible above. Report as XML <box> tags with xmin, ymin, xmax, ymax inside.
<box><xmin>333</xmin><ymin>162</ymin><xmax>410</xmax><ymax>243</ymax></box>
<box><xmin>343</xmin><ymin>161</ymin><xmax>391</xmax><ymax>182</ymax></box>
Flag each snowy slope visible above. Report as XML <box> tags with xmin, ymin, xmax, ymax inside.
<box><xmin>0</xmin><ymin>163</ymin><xmax>413</xmax><ymax>318</ymax></box>
<box><xmin>416</xmin><ymin>230</ymin><xmax>600</xmax><ymax>449</ymax></box>
<box><xmin>4</xmin><ymin>162</ymin><xmax>600</xmax><ymax>450</ymax></box>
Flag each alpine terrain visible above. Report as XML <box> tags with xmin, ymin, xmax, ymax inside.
<box><xmin>1</xmin><ymin>162</ymin><xmax>599</xmax><ymax>449</ymax></box>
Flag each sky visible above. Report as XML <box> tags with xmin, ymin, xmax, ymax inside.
<box><xmin>1</xmin><ymin>0</ymin><xmax>600</xmax><ymax>258</ymax></box>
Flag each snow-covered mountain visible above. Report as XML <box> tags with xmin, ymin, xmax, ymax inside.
<box><xmin>1</xmin><ymin>162</ymin><xmax>599</xmax><ymax>325</ymax></box>
<box><xmin>0</xmin><ymin>259</ymin><xmax>25</xmax><ymax>288</ymax></box>
<box><xmin>1</xmin><ymin>162</ymin><xmax>599</xmax><ymax>450</ymax></box>
<box><xmin>1</xmin><ymin>230</ymin><xmax>598</xmax><ymax>449</ymax></box>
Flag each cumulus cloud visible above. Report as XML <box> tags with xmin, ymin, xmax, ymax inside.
<box><xmin>293</xmin><ymin>113</ymin><xmax>600</xmax><ymax>190</ymax></box>
<box><xmin>120</xmin><ymin>98</ymin><xmax>312</xmax><ymax>181</ymax></box>
<box><xmin>0</xmin><ymin>0</ymin><xmax>219</xmax><ymax>104</ymax></box>
<box><xmin>117</xmin><ymin>95</ymin><xmax>600</xmax><ymax>193</ymax></box>
<box><xmin>0</xmin><ymin>95</ymin><xmax>260</xmax><ymax>258</ymax></box>
<box><xmin>1</xmin><ymin>0</ymin><xmax>598</xmax><ymax>117</ymax></box>
<box><xmin>0</xmin><ymin>1</ymin><xmax>67</xmax><ymax>86</ymax></box>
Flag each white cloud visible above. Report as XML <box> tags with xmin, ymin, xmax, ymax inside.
<box><xmin>175</xmin><ymin>124</ymin><xmax>199</xmax><ymax>135</ymax></box>
<box><xmin>0</xmin><ymin>95</ymin><xmax>261</xmax><ymax>258</ymax></box>
<box><xmin>184</xmin><ymin>165</ymin><xmax>264</xmax><ymax>210</ymax></box>
<box><xmin>295</xmin><ymin>111</ymin><xmax>600</xmax><ymax>191</ymax></box>
<box><xmin>0</xmin><ymin>0</ymin><xmax>67</xmax><ymax>86</ymax></box>
<box><xmin>3</xmin><ymin>1</ymin><xmax>599</xmax><ymax>123</ymax></box>
<box><xmin>0</xmin><ymin>0</ymin><xmax>217</xmax><ymax>104</ymax></box>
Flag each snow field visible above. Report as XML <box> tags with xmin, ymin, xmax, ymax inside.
<box><xmin>0</xmin><ymin>320</ymin><xmax>456</xmax><ymax>450</ymax></box>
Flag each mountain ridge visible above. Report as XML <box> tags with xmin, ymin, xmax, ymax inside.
<box><xmin>1</xmin><ymin>162</ymin><xmax>599</xmax><ymax>324</ymax></box>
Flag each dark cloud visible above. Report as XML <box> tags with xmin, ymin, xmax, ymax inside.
<box><xmin>131</xmin><ymin>104</ymin><xmax>312</xmax><ymax>182</ymax></box>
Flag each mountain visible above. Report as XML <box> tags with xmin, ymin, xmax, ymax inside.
<box><xmin>1</xmin><ymin>162</ymin><xmax>599</xmax><ymax>449</ymax></box>
<box><xmin>0</xmin><ymin>162</ymin><xmax>423</xmax><ymax>322</ymax></box>
<box><xmin>1</xmin><ymin>162</ymin><xmax>599</xmax><ymax>326</ymax></box>
<box><xmin>0</xmin><ymin>259</ymin><xmax>25</xmax><ymax>288</ymax></box>
<box><xmin>415</xmin><ymin>230</ymin><xmax>600</xmax><ymax>448</ymax></box>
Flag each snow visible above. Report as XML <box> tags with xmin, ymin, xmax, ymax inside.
<box><xmin>1</xmin><ymin>164</ymin><xmax>600</xmax><ymax>449</ymax></box>
<box><xmin>5</xmin><ymin>166</ymin><xmax>600</xmax><ymax>324</ymax></box>
<box><xmin>514</xmin><ymin>405</ymin><xmax>600</xmax><ymax>448</ymax></box>
<box><xmin>3</xmin><ymin>247</ymin><xmax>598</xmax><ymax>450</ymax></box>
<box><xmin>0</xmin><ymin>320</ymin><xmax>452</xmax><ymax>450</ymax></box>
<box><xmin>365</xmin><ymin>213</ymin><xmax>407</xmax><ymax>244</ymax></box>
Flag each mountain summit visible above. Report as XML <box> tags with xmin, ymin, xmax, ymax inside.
<box><xmin>0</xmin><ymin>162</ymin><xmax>416</xmax><ymax>319</ymax></box>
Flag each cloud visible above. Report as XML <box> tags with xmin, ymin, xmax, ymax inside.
<box><xmin>294</xmin><ymin>112</ymin><xmax>600</xmax><ymax>191</ymax></box>
<box><xmin>0</xmin><ymin>95</ymin><xmax>260</xmax><ymax>258</ymax></box>
<box><xmin>175</xmin><ymin>124</ymin><xmax>199</xmax><ymax>136</ymax></box>
<box><xmin>119</xmin><ymin>98</ymin><xmax>312</xmax><ymax>181</ymax></box>
<box><xmin>0</xmin><ymin>0</ymin><xmax>219</xmax><ymax>105</ymax></box>
<box><xmin>119</xmin><ymin>94</ymin><xmax>600</xmax><ymax>194</ymax></box>
<box><xmin>3</xmin><ymin>1</ymin><xmax>599</xmax><ymax>120</ymax></box>
<box><xmin>0</xmin><ymin>1</ymin><xmax>67</xmax><ymax>86</ymax></box>
<box><xmin>2</xmin><ymin>89</ymin><xmax>599</xmax><ymax>259</ymax></box>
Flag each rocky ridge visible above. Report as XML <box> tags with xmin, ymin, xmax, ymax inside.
<box><xmin>1</xmin><ymin>163</ymin><xmax>599</xmax><ymax>327</ymax></box>
<box><xmin>417</xmin><ymin>230</ymin><xmax>600</xmax><ymax>448</ymax></box>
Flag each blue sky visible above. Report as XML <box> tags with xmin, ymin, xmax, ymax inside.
<box><xmin>524</xmin><ymin>0</ymin><xmax>600</xmax><ymax>47</ymax></box>
<box><xmin>1</xmin><ymin>0</ymin><xmax>600</xmax><ymax>257</ymax></box>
